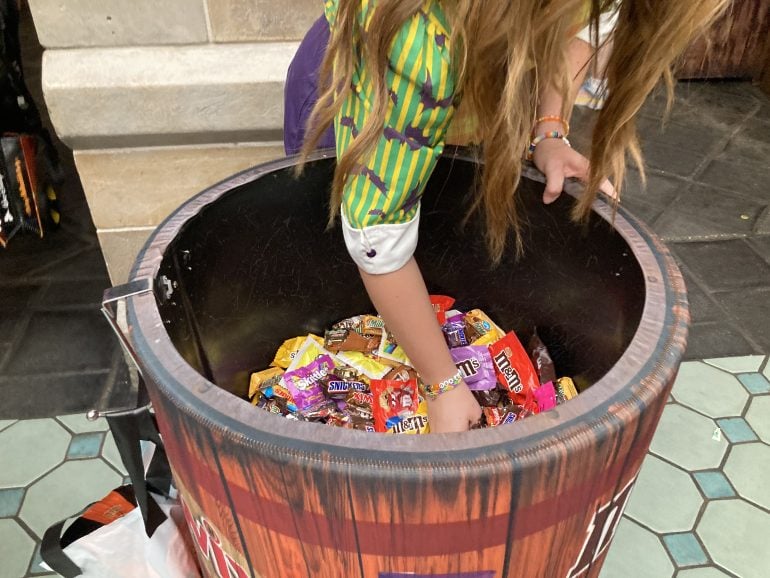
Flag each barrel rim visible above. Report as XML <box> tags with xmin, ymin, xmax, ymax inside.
<box><xmin>126</xmin><ymin>148</ymin><xmax>689</xmax><ymax>465</ymax></box>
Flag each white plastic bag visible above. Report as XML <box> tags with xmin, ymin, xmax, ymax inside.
<box><xmin>41</xmin><ymin>494</ymin><xmax>200</xmax><ymax>578</ymax></box>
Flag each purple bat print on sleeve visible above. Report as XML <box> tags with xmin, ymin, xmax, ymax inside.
<box><xmin>383</xmin><ymin>126</ymin><xmax>431</xmax><ymax>151</ymax></box>
<box><xmin>400</xmin><ymin>185</ymin><xmax>421</xmax><ymax>214</ymax></box>
<box><xmin>340</xmin><ymin>116</ymin><xmax>359</xmax><ymax>138</ymax></box>
<box><xmin>354</xmin><ymin>166</ymin><xmax>389</xmax><ymax>196</ymax></box>
<box><xmin>435</xmin><ymin>33</ymin><xmax>446</xmax><ymax>47</ymax></box>
<box><xmin>420</xmin><ymin>70</ymin><xmax>454</xmax><ymax>110</ymax></box>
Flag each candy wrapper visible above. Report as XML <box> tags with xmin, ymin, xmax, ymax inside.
<box><xmin>322</xmin><ymin>376</ymin><xmax>368</xmax><ymax>399</ymax></box>
<box><xmin>442</xmin><ymin>319</ymin><xmax>470</xmax><ymax>348</ymax></box>
<box><xmin>282</xmin><ymin>354</ymin><xmax>336</xmax><ymax>412</ymax></box>
<box><xmin>377</xmin><ymin>327</ymin><xmax>411</xmax><ymax>366</ymax></box>
<box><xmin>489</xmin><ymin>332</ymin><xmax>540</xmax><ymax>405</ymax></box>
<box><xmin>346</xmin><ymin>391</ymin><xmax>374</xmax><ymax>420</ymax></box>
<box><xmin>371</xmin><ymin>379</ymin><xmax>428</xmax><ymax>434</ymax></box>
<box><xmin>483</xmin><ymin>406</ymin><xmax>519</xmax><ymax>427</ymax></box>
<box><xmin>556</xmin><ymin>377</ymin><xmax>578</xmax><ymax>404</ymax></box>
<box><xmin>450</xmin><ymin>346</ymin><xmax>496</xmax><ymax>391</ymax></box>
<box><xmin>466</xmin><ymin>309</ymin><xmax>505</xmax><ymax>344</ymax></box>
<box><xmin>271</xmin><ymin>335</ymin><xmax>324</xmax><ymax>369</ymax></box>
<box><xmin>286</xmin><ymin>335</ymin><xmax>341</xmax><ymax>373</ymax></box>
<box><xmin>533</xmin><ymin>381</ymin><xmax>557</xmax><ymax>412</ymax></box>
<box><xmin>529</xmin><ymin>331</ymin><xmax>556</xmax><ymax>385</ymax></box>
<box><xmin>260</xmin><ymin>383</ymin><xmax>299</xmax><ymax>413</ymax></box>
<box><xmin>430</xmin><ymin>295</ymin><xmax>455</xmax><ymax>325</ymax></box>
<box><xmin>336</xmin><ymin>350</ymin><xmax>390</xmax><ymax>379</ymax></box>
<box><xmin>473</xmin><ymin>388</ymin><xmax>504</xmax><ymax>407</ymax></box>
<box><xmin>248</xmin><ymin>367</ymin><xmax>284</xmax><ymax>399</ymax></box>
<box><xmin>384</xmin><ymin>364</ymin><xmax>418</xmax><ymax>382</ymax></box>
<box><xmin>324</xmin><ymin>328</ymin><xmax>381</xmax><ymax>353</ymax></box>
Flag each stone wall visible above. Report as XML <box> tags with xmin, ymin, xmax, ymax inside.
<box><xmin>29</xmin><ymin>0</ymin><xmax>319</xmax><ymax>283</ymax></box>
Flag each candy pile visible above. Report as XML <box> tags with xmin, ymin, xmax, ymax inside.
<box><xmin>248</xmin><ymin>296</ymin><xmax>578</xmax><ymax>434</ymax></box>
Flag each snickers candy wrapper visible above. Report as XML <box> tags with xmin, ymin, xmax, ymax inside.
<box><xmin>528</xmin><ymin>331</ymin><xmax>557</xmax><ymax>385</ymax></box>
<box><xmin>282</xmin><ymin>354</ymin><xmax>336</xmax><ymax>412</ymax></box>
<box><xmin>371</xmin><ymin>379</ymin><xmax>428</xmax><ymax>434</ymax></box>
<box><xmin>324</xmin><ymin>327</ymin><xmax>381</xmax><ymax>353</ymax></box>
<box><xmin>450</xmin><ymin>345</ymin><xmax>497</xmax><ymax>391</ymax></box>
<box><xmin>322</xmin><ymin>376</ymin><xmax>368</xmax><ymax>399</ymax></box>
<box><xmin>489</xmin><ymin>332</ymin><xmax>540</xmax><ymax>405</ymax></box>
<box><xmin>248</xmin><ymin>366</ymin><xmax>284</xmax><ymax>399</ymax></box>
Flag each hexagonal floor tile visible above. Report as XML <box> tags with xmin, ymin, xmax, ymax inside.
<box><xmin>693</xmin><ymin>471</ymin><xmax>736</xmax><ymax>499</ymax></box>
<box><xmin>0</xmin><ymin>519</ymin><xmax>36</xmax><ymax>578</ymax></box>
<box><xmin>698</xmin><ymin>500</ymin><xmax>770</xmax><ymax>578</ymax></box>
<box><xmin>763</xmin><ymin>361</ymin><xmax>770</xmax><ymax>382</ymax></box>
<box><xmin>723</xmin><ymin>443</ymin><xmax>770</xmax><ymax>510</ymax></box>
<box><xmin>599</xmin><ymin>518</ymin><xmax>674</xmax><ymax>578</ymax></box>
<box><xmin>662</xmin><ymin>532</ymin><xmax>708</xmax><ymax>567</ymax></box>
<box><xmin>704</xmin><ymin>355</ymin><xmax>765</xmax><ymax>373</ymax></box>
<box><xmin>737</xmin><ymin>373</ymin><xmax>770</xmax><ymax>394</ymax></box>
<box><xmin>677</xmin><ymin>569</ymin><xmax>731</xmax><ymax>577</ymax></box>
<box><xmin>625</xmin><ymin>455</ymin><xmax>703</xmax><ymax>532</ymax></box>
<box><xmin>57</xmin><ymin>413</ymin><xmax>110</xmax><ymax>434</ymax></box>
<box><xmin>0</xmin><ymin>487</ymin><xmax>25</xmax><ymax>517</ymax></box>
<box><xmin>745</xmin><ymin>396</ymin><xmax>770</xmax><ymax>443</ymax></box>
<box><xmin>0</xmin><ymin>419</ymin><xmax>17</xmax><ymax>432</ymax></box>
<box><xmin>716</xmin><ymin>417</ymin><xmax>758</xmax><ymax>443</ymax></box>
<box><xmin>672</xmin><ymin>362</ymin><xmax>748</xmax><ymax>418</ymax></box>
<box><xmin>101</xmin><ymin>432</ymin><xmax>128</xmax><ymax>475</ymax></box>
<box><xmin>650</xmin><ymin>404</ymin><xmax>728</xmax><ymax>471</ymax></box>
<box><xmin>0</xmin><ymin>419</ymin><xmax>71</xmax><ymax>488</ymax></box>
<box><xmin>19</xmin><ymin>459</ymin><xmax>123</xmax><ymax>537</ymax></box>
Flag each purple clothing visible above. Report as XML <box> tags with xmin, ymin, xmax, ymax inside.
<box><xmin>283</xmin><ymin>15</ymin><xmax>335</xmax><ymax>155</ymax></box>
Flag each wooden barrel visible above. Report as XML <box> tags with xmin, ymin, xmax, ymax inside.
<box><xmin>125</xmin><ymin>149</ymin><xmax>688</xmax><ymax>578</ymax></box>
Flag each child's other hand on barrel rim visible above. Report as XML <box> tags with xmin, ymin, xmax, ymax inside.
<box><xmin>532</xmin><ymin>135</ymin><xmax>617</xmax><ymax>205</ymax></box>
<box><xmin>427</xmin><ymin>381</ymin><xmax>483</xmax><ymax>433</ymax></box>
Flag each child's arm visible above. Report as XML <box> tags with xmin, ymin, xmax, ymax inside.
<box><xmin>533</xmin><ymin>37</ymin><xmax>617</xmax><ymax>204</ymax></box>
<box><xmin>360</xmin><ymin>258</ymin><xmax>482</xmax><ymax>433</ymax></box>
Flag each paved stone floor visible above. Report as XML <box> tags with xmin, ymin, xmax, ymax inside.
<box><xmin>2</xmin><ymin>9</ymin><xmax>770</xmax><ymax>575</ymax></box>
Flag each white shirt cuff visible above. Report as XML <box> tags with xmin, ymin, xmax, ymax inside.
<box><xmin>341</xmin><ymin>206</ymin><xmax>420</xmax><ymax>274</ymax></box>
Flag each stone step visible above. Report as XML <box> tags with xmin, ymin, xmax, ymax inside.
<box><xmin>43</xmin><ymin>42</ymin><xmax>299</xmax><ymax>149</ymax></box>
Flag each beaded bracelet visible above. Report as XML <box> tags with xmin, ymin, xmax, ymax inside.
<box><xmin>526</xmin><ymin>131</ymin><xmax>571</xmax><ymax>160</ymax></box>
<box><xmin>535</xmin><ymin>115</ymin><xmax>570</xmax><ymax>136</ymax></box>
<box><xmin>423</xmin><ymin>370</ymin><xmax>463</xmax><ymax>400</ymax></box>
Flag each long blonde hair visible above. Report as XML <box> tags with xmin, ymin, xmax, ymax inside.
<box><xmin>299</xmin><ymin>0</ymin><xmax>728</xmax><ymax>262</ymax></box>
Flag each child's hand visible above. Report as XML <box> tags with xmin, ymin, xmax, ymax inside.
<box><xmin>427</xmin><ymin>382</ymin><xmax>482</xmax><ymax>433</ymax></box>
<box><xmin>532</xmin><ymin>137</ymin><xmax>617</xmax><ymax>204</ymax></box>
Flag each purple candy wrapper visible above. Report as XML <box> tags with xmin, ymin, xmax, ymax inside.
<box><xmin>282</xmin><ymin>354</ymin><xmax>335</xmax><ymax>412</ymax></box>
<box><xmin>443</xmin><ymin>319</ymin><xmax>470</xmax><ymax>348</ymax></box>
<box><xmin>534</xmin><ymin>381</ymin><xmax>557</xmax><ymax>412</ymax></box>
<box><xmin>451</xmin><ymin>345</ymin><xmax>497</xmax><ymax>390</ymax></box>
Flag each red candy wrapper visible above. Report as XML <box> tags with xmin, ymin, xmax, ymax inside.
<box><xmin>430</xmin><ymin>295</ymin><xmax>455</xmax><ymax>325</ymax></box>
<box><xmin>489</xmin><ymin>332</ymin><xmax>540</xmax><ymax>405</ymax></box>
<box><xmin>371</xmin><ymin>378</ymin><xmax>420</xmax><ymax>433</ymax></box>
